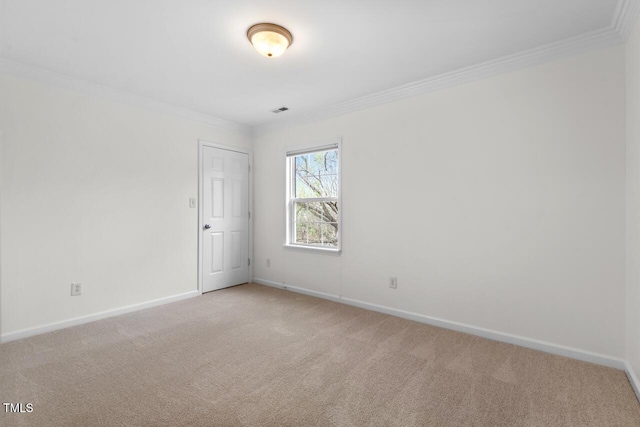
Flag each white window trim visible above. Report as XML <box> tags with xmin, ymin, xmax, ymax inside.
<box><xmin>285</xmin><ymin>138</ymin><xmax>342</xmax><ymax>255</ymax></box>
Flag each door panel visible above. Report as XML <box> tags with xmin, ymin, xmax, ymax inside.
<box><xmin>232</xmin><ymin>180</ymin><xmax>242</xmax><ymax>217</ymax></box>
<box><xmin>201</xmin><ymin>146</ymin><xmax>249</xmax><ymax>292</ymax></box>
<box><xmin>211</xmin><ymin>178</ymin><xmax>224</xmax><ymax>218</ymax></box>
<box><xmin>212</xmin><ymin>156</ymin><xmax>224</xmax><ymax>171</ymax></box>
<box><xmin>230</xmin><ymin>231</ymin><xmax>242</xmax><ymax>270</ymax></box>
<box><xmin>209</xmin><ymin>232</ymin><xmax>223</xmax><ymax>273</ymax></box>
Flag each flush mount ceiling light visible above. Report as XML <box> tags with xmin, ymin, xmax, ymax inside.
<box><xmin>247</xmin><ymin>23</ymin><xmax>293</xmax><ymax>58</ymax></box>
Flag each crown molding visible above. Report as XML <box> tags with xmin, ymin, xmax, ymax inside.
<box><xmin>614</xmin><ymin>0</ymin><xmax>640</xmax><ymax>40</ymax></box>
<box><xmin>253</xmin><ymin>0</ymin><xmax>639</xmax><ymax>136</ymax></box>
<box><xmin>0</xmin><ymin>58</ymin><xmax>252</xmax><ymax>136</ymax></box>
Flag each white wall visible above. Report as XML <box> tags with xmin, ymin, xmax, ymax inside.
<box><xmin>0</xmin><ymin>42</ymin><xmax>630</xmax><ymax>364</ymax></box>
<box><xmin>627</xmin><ymin>15</ymin><xmax>640</xmax><ymax>380</ymax></box>
<box><xmin>253</xmin><ymin>46</ymin><xmax>627</xmax><ymax>358</ymax></box>
<box><xmin>0</xmin><ymin>74</ymin><xmax>251</xmax><ymax>336</ymax></box>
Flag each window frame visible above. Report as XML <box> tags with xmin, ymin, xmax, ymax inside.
<box><xmin>285</xmin><ymin>138</ymin><xmax>342</xmax><ymax>254</ymax></box>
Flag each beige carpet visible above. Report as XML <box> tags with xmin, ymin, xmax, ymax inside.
<box><xmin>1</xmin><ymin>283</ymin><xmax>639</xmax><ymax>426</ymax></box>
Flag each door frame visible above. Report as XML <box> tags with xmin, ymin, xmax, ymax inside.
<box><xmin>197</xmin><ymin>139</ymin><xmax>253</xmax><ymax>294</ymax></box>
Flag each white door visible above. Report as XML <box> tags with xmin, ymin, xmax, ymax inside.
<box><xmin>201</xmin><ymin>146</ymin><xmax>249</xmax><ymax>292</ymax></box>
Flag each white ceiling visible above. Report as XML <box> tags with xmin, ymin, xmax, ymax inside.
<box><xmin>0</xmin><ymin>0</ymin><xmax>626</xmax><ymax>128</ymax></box>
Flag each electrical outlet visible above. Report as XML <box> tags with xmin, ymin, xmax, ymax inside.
<box><xmin>189</xmin><ymin>198</ymin><xmax>197</xmax><ymax>208</ymax></box>
<box><xmin>389</xmin><ymin>276</ymin><xmax>397</xmax><ymax>289</ymax></box>
<box><xmin>266</xmin><ymin>258</ymin><xmax>271</xmax><ymax>267</ymax></box>
<box><xmin>71</xmin><ymin>282</ymin><xmax>82</xmax><ymax>296</ymax></box>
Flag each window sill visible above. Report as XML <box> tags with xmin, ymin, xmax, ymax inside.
<box><xmin>283</xmin><ymin>244</ymin><xmax>342</xmax><ymax>256</ymax></box>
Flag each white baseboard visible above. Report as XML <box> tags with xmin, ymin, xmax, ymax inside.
<box><xmin>0</xmin><ymin>290</ymin><xmax>201</xmax><ymax>343</ymax></box>
<box><xmin>253</xmin><ymin>278</ymin><xmax>626</xmax><ymax>371</ymax></box>
<box><xmin>626</xmin><ymin>362</ymin><xmax>640</xmax><ymax>403</ymax></box>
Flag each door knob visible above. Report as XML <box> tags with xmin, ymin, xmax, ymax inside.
<box><xmin>203</xmin><ymin>224</ymin><xmax>211</xmax><ymax>230</ymax></box>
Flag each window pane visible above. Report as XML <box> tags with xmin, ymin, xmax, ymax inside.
<box><xmin>294</xmin><ymin>150</ymin><xmax>338</xmax><ymax>198</ymax></box>
<box><xmin>294</xmin><ymin>201</ymin><xmax>338</xmax><ymax>247</ymax></box>
<box><xmin>294</xmin><ymin>201</ymin><xmax>338</xmax><ymax>224</ymax></box>
<box><xmin>323</xmin><ymin>223</ymin><xmax>338</xmax><ymax>245</ymax></box>
<box><xmin>295</xmin><ymin>221</ymin><xmax>337</xmax><ymax>247</ymax></box>
<box><xmin>295</xmin><ymin>222</ymin><xmax>308</xmax><ymax>244</ymax></box>
<box><xmin>297</xmin><ymin>222</ymin><xmax>322</xmax><ymax>245</ymax></box>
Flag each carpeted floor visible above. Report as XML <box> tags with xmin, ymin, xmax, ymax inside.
<box><xmin>1</xmin><ymin>283</ymin><xmax>639</xmax><ymax>426</ymax></box>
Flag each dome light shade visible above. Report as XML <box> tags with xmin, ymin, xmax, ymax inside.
<box><xmin>247</xmin><ymin>23</ymin><xmax>293</xmax><ymax>58</ymax></box>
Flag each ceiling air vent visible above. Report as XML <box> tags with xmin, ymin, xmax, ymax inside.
<box><xmin>271</xmin><ymin>107</ymin><xmax>289</xmax><ymax>114</ymax></box>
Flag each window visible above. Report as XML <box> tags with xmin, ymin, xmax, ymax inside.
<box><xmin>286</xmin><ymin>140</ymin><xmax>341</xmax><ymax>253</ymax></box>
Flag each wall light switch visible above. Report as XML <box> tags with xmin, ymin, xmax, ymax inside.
<box><xmin>189</xmin><ymin>198</ymin><xmax>197</xmax><ymax>208</ymax></box>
